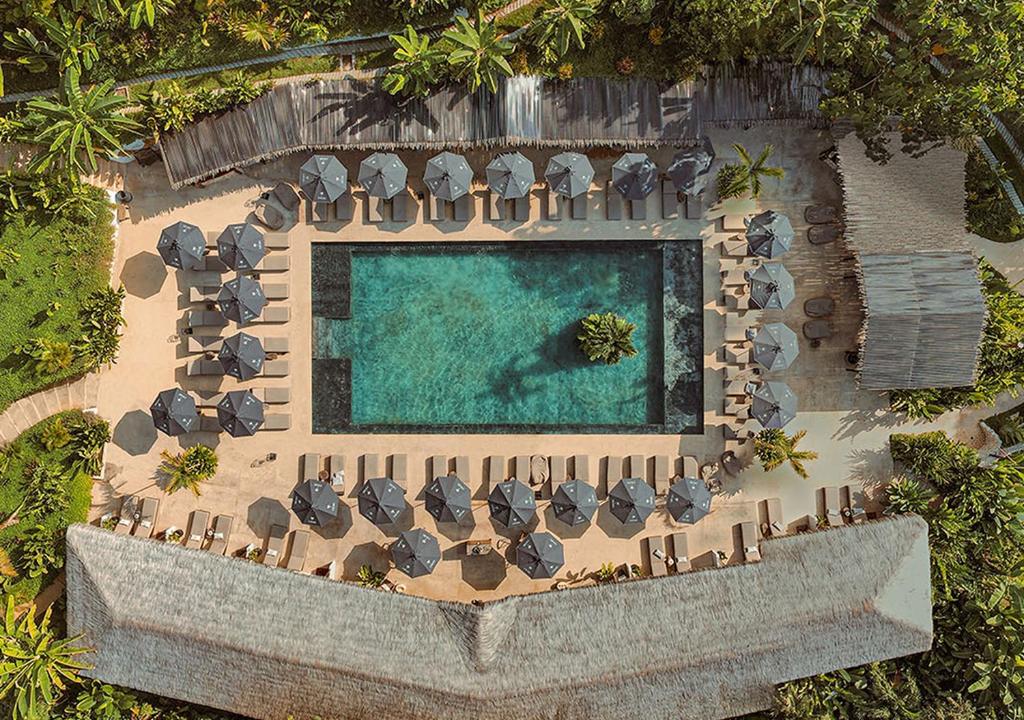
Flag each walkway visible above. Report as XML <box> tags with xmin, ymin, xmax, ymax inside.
<box><xmin>0</xmin><ymin>373</ymin><xmax>100</xmax><ymax>445</ymax></box>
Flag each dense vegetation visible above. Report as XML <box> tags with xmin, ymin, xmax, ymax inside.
<box><xmin>966</xmin><ymin>146</ymin><xmax>1023</xmax><ymax>244</ymax></box>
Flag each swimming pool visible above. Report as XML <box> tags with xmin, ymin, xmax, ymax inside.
<box><xmin>311</xmin><ymin>241</ymin><xmax>702</xmax><ymax>433</ymax></box>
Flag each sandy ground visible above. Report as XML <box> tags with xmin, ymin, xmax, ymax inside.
<box><xmin>92</xmin><ymin>127</ymin><xmax>985</xmax><ymax>602</ymax></box>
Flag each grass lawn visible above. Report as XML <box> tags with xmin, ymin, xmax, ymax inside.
<box><xmin>0</xmin><ymin>187</ymin><xmax>113</xmax><ymax>410</ymax></box>
<box><xmin>0</xmin><ymin>411</ymin><xmax>95</xmax><ymax>604</ymax></box>
<box><xmin>967</xmin><ymin>144</ymin><xmax>1023</xmax><ymax>243</ymax></box>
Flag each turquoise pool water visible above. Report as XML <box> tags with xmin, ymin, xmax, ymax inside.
<box><xmin>312</xmin><ymin>242</ymin><xmax>666</xmax><ymax>431</ymax></box>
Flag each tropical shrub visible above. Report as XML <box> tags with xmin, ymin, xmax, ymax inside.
<box><xmin>15</xmin><ymin>523</ymin><xmax>63</xmax><ymax>578</ymax></box>
<box><xmin>76</xmin><ymin>284</ymin><xmax>125</xmax><ymax>368</ymax></box>
<box><xmin>22</xmin><ymin>462</ymin><xmax>68</xmax><ymax>518</ymax></box>
<box><xmin>615</xmin><ymin>56</ymin><xmax>636</xmax><ymax>75</ymax></box>
<box><xmin>357</xmin><ymin>564</ymin><xmax>386</xmax><ymax>588</ymax></box>
<box><xmin>716</xmin><ymin>144</ymin><xmax>784</xmax><ymax>199</ymax></box>
<box><xmin>135</xmin><ymin>75</ymin><xmax>270</xmax><ymax>134</ymax></box>
<box><xmin>23</xmin><ymin>337</ymin><xmax>73</xmax><ymax>376</ymax></box>
<box><xmin>67</xmin><ymin>414</ymin><xmax>110</xmax><ymax>476</ymax></box>
<box><xmin>883</xmin><ymin>476</ymin><xmax>935</xmax><ymax>515</ymax></box>
<box><xmin>159</xmin><ymin>445</ymin><xmax>218</xmax><ymax>496</ymax></box>
<box><xmin>529</xmin><ymin>0</ymin><xmax>598</xmax><ymax>65</ymax></box>
<box><xmin>382</xmin><ymin>25</ymin><xmax>444</xmax><ymax>98</ymax></box>
<box><xmin>609</xmin><ymin>0</ymin><xmax>657</xmax><ymax>25</ymax></box>
<box><xmin>70</xmin><ymin>680</ymin><xmax>138</xmax><ymax>720</ymax></box>
<box><xmin>753</xmin><ymin>429</ymin><xmax>818</xmax><ymax>478</ymax></box>
<box><xmin>577</xmin><ymin>312</ymin><xmax>637</xmax><ymax>365</ymax></box>
<box><xmin>442</xmin><ymin>11</ymin><xmax>514</xmax><ymax>93</ymax></box>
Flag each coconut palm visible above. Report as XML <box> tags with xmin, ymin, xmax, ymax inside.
<box><xmin>383</xmin><ymin>25</ymin><xmax>444</xmax><ymax>98</ymax></box>
<box><xmin>754</xmin><ymin>428</ymin><xmax>819</xmax><ymax>478</ymax></box>
<box><xmin>24</xmin><ymin>69</ymin><xmax>140</xmax><ymax>181</ymax></box>
<box><xmin>716</xmin><ymin>143</ymin><xmax>785</xmax><ymax>199</ymax></box>
<box><xmin>442</xmin><ymin>10</ymin><xmax>514</xmax><ymax>93</ymax></box>
<box><xmin>530</xmin><ymin>0</ymin><xmax>598</xmax><ymax>64</ymax></box>
<box><xmin>160</xmin><ymin>445</ymin><xmax>218</xmax><ymax>496</ymax></box>
<box><xmin>577</xmin><ymin>312</ymin><xmax>638</xmax><ymax>365</ymax></box>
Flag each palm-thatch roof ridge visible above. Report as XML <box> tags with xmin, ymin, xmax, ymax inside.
<box><xmin>159</xmin><ymin>64</ymin><xmax>829</xmax><ymax>188</ymax></box>
<box><xmin>66</xmin><ymin>516</ymin><xmax>931</xmax><ymax>720</ymax></box>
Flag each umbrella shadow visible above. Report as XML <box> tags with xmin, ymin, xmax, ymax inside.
<box><xmin>342</xmin><ymin>540</ymin><xmax>389</xmax><ymax>579</ymax></box>
<box><xmin>595</xmin><ymin>503</ymin><xmax>646</xmax><ymax>539</ymax></box>
<box><xmin>310</xmin><ymin>503</ymin><xmax>354</xmax><ymax>540</ymax></box>
<box><xmin>120</xmin><ymin>251</ymin><xmax>168</xmax><ymax>299</ymax></box>
<box><xmin>458</xmin><ymin>546</ymin><xmax>507</xmax><ymax>590</ymax></box>
<box><xmin>433</xmin><ymin>518</ymin><xmax>476</xmax><ymax>542</ymax></box>
<box><xmin>245</xmin><ymin>496</ymin><xmax>291</xmax><ymax>537</ymax></box>
<box><xmin>542</xmin><ymin>505</ymin><xmax>589</xmax><ymax>540</ymax></box>
<box><xmin>112</xmin><ymin>410</ymin><xmax>158</xmax><ymax>456</ymax></box>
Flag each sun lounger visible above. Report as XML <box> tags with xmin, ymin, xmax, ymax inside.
<box><xmin>653</xmin><ymin>455</ymin><xmax>669</xmax><ymax>496</ymax></box>
<box><xmin>720</xmin><ymin>237</ymin><xmax>749</xmax><ymax>258</ymax></box>
<box><xmin>725</xmin><ymin>365</ymin><xmax>761</xmax><ymax>381</ymax></box>
<box><xmin>189</xmin><ymin>287</ymin><xmax>219</xmax><ymax>303</ymax></box>
<box><xmin>721</xmin><ymin>266</ymin><xmax>753</xmax><ymax>287</ymax></box>
<box><xmin>488</xmin><ymin>456</ymin><xmax>506</xmax><ymax>486</ymax></box>
<box><xmin>254</xmin><ymin>255</ymin><xmax>290</xmax><ymax>272</ymax></box>
<box><xmin>423</xmin><ymin>190</ymin><xmax>439</xmax><ymax>222</ymax></box>
<box><xmin>185</xmin><ymin>510</ymin><xmax>210</xmax><ymax>549</ymax></box>
<box><xmin>721</xmin><ymin>214</ymin><xmax>747</xmax><ymax>232</ymax></box>
<box><xmin>684</xmin><ymin>193</ymin><xmax>703</xmax><ymax>219</ymax></box>
<box><xmin>263</xmin><ymin>359</ymin><xmax>289</xmax><ymax>377</ymax></box>
<box><xmin>661</xmin><ymin>179</ymin><xmax>678</xmax><ymax>219</ymax></box>
<box><xmin>670</xmin><ymin>533</ymin><xmax>690</xmax><ymax>572</ymax></box>
<box><xmin>391</xmin><ymin>194</ymin><xmax>408</xmax><ymax>223</ymax></box>
<box><xmin>683</xmin><ymin>456</ymin><xmax>699</xmax><ymax>479</ymax></box>
<box><xmin>303</xmin><ymin>453</ymin><xmax>320</xmax><ymax>483</ymax></box>
<box><xmin>822</xmin><ymin>486</ymin><xmax>843</xmax><ymax>527</ymax></box>
<box><xmin>271</xmin><ymin>182</ymin><xmax>300</xmax><ymax>211</ymax></box>
<box><xmin>254</xmin><ymin>203</ymin><xmax>284</xmax><ymax>230</ymax></box>
<box><xmin>285</xmin><ymin>529</ymin><xmax>310</xmax><ymax>571</ymax></box>
<box><xmin>186</xmin><ymin>310</ymin><xmax>226</xmax><ymax>329</ymax></box>
<box><xmin>207</xmin><ymin>514</ymin><xmax>233</xmax><ymax>555</ymax></box>
<box><xmin>545</xmin><ymin>189</ymin><xmax>561</xmax><ymax>220</ymax></box>
<box><xmin>198</xmin><ymin>256</ymin><xmax>229</xmax><ymax>273</ymax></box>
<box><xmin>804</xmin><ymin>297</ymin><xmax>835</xmax><ymax>317</ymax></box>
<box><xmin>549</xmin><ymin>455</ymin><xmax>567</xmax><ymax>485</ymax></box>
<box><xmin>363</xmin><ymin>453</ymin><xmax>380</xmax><ymax>481</ymax></box>
<box><xmin>513</xmin><ymin>455</ymin><xmax>530</xmax><ymax>483</ymax></box>
<box><xmin>725</xmin><ymin>292</ymin><xmax>753</xmax><ymax>312</ymax></box>
<box><xmin>313</xmin><ymin>201</ymin><xmax>331</xmax><ymax>223</ymax></box>
<box><xmin>183</xmin><ymin>271</ymin><xmax>223</xmax><ymax>290</ymax></box>
<box><xmin>513</xmin><ymin>195</ymin><xmax>529</xmax><ymax>222</ymax></box>
<box><xmin>194</xmin><ymin>387</ymin><xmax>289</xmax><ymax>407</ymax></box>
<box><xmin>805</xmin><ymin>204</ymin><xmax>838</xmax><ymax>224</ymax></box>
<box><xmin>130</xmin><ymin>497</ymin><xmax>159</xmax><ymax>538</ymax></box>
<box><xmin>453</xmin><ymin>194</ymin><xmax>471</xmax><ymax>222</ymax></box>
<box><xmin>328</xmin><ymin>455</ymin><xmax>345</xmax><ymax>491</ymax></box>
<box><xmin>262</xmin><ymin>413</ymin><xmax>291</xmax><ymax>430</ymax></box>
<box><xmin>725</xmin><ymin>346</ymin><xmax>751</xmax><ymax>365</ymax></box>
<box><xmin>367</xmin><ymin>197</ymin><xmax>384</xmax><ymax>223</ymax></box>
<box><xmin>263</xmin><ymin>524</ymin><xmax>287</xmax><ymax>566</ymax></box>
<box><xmin>725</xmin><ymin>316</ymin><xmax>757</xmax><ymax>343</ymax></box>
<box><xmin>804</xmin><ymin>319</ymin><xmax>833</xmax><ymax>341</ymax></box>
<box><xmin>808</xmin><ymin>224</ymin><xmax>841</xmax><ymax>245</ymax></box>
<box><xmin>454</xmin><ymin>455</ymin><xmax>469</xmax><ymax>483</ymax></box>
<box><xmin>114</xmin><ymin>496</ymin><xmax>139</xmax><ymax>535</ymax></box>
<box><xmin>762</xmin><ymin>497</ymin><xmax>785</xmax><ymax>537</ymax></box>
<box><xmin>573</xmin><ymin>454</ymin><xmax>590</xmax><ymax>482</ymax></box>
<box><xmin>606</xmin><ymin>181</ymin><xmax>623</xmax><ymax>220</ymax></box>
<box><xmin>842</xmin><ymin>485</ymin><xmax>867</xmax><ymax>524</ymax></box>
<box><xmin>430</xmin><ymin>455</ymin><xmax>446</xmax><ymax>480</ymax></box>
<box><xmin>724</xmin><ymin>399</ymin><xmax>750</xmax><ymax>418</ymax></box>
<box><xmin>392</xmin><ymin>453</ymin><xmax>408</xmax><ymax>490</ymax></box>
<box><xmin>336</xmin><ymin>193</ymin><xmax>354</xmax><ymax>222</ymax></box>
<box><xmin>630</xmin><ymin>197</ymin><xmax>646</xmax><ymax>221</ymax></box>
<box><xmin>606</xmin><ymin>456</ymin><xmax>623</xmax><ymax>486</ymax></box>
<box><xmin>740</xmin><ymin>522</ymin><xmax>761</xmax><ymax>562</ymax></box>
<box><xmin>259</xmin><ymin>306</ymin><xmax>291</xmax><ymax>324</ymax></box>
<box><xmin>571</xmin><ymin>194</ymin><xmax>587</xmax><ymax>220</ymax></box>
<box><xmin>645</xmin><ymin>536</ymin><xmax>668</xmax><ymax>577</ymax></box>
<box><xmin>264</xmin><ymin>233</ymin><xmax>289</xmax><ymax>250</ymax></box>
<box><xmin>488</xmin><ymin>191</ymin><xmax>506</xmax><ymax>221</ymax></box>
<box><xmin>628</xmin><ymin>454</ymin><xmax>645</xmax><ymax>482</ymax></box>
<box><xmin>724</xmin><ymin>378</ymin><xmax>756</xmax><ymax>397</ymax></box>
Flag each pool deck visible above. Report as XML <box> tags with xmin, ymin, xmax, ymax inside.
<box><xmin>94</xmin><ymin>127</ymin><xmax>973</xmax><ymax>601</ymax></box>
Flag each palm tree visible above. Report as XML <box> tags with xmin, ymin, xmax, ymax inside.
<box><xmin>781</xmin><ymin>0</ymin><xmax>870</xmax><ymax>65</ymax></box>
<box><xmin>442</xmin><ymin>10</ymin><xmax>514</xmax><ymax>93</ymax></box>
<box><xmin>26</xmin><ymin>338</ymin><xmax>74</xmax><ymax>376</ymax></box>
<box><xmin>716</xmin><ymin>143</ymin><xmax>785</xmax><ymax>199</ymax></box>
<box><xmin>0</xmin><ymin>596</ymin><xmax>92</xmax><ymax>720</ymax></box>
<box><xmin>577</xmin><ymin>312</ymin><xmax>638</xmax><ymax>365</ymax></box>
<box><xmin>530</xmin><ymin>0</ymin><xmax>598</xmax><ymax>64</ymax></box>
<box><xmin>160</xmin><ymin>445</ymin><xmax>218</xmax><ymax>496</ymax></box>
<box><xmin>383</xmin><ymin>25</ymin><xmax>444</xmax><ymax>98</ymax></box>
<box><xmin>754</xmin><ymin>429</ymin><xmax>819</xmax><ymax>478</ymax></box>
<box><xmin>24</xmin><ymin>69</ymin><xmax>141</xmax><ymax>181</ymax></box>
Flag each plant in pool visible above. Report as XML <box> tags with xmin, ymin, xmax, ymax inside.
<box><xmin>577</xmin><ymin>312</ymin><xmax>637</xmax><ymax>365</ymax></box>
<box><xmin>357</xmin><ymin>564</ymin><xmax>386</xmax><ymax>589</ymax></box>
<box><xmin>753</xmin><ymin>429</ymin><xmax>818</xmax><ymax>479</ymax></box>
<box><xmin>159</xmin><ymin>445</ymin><xmax>218</xmax><ymax>496</ymax></box>
<box><xmin>716</xmin><ymin>143</ymin><xmax>785</xmax><ymax>200</ymax></box>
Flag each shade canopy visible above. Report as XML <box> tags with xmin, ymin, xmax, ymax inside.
<box><xmin>217</xmin><ymin>277</ymin><xmax>267</xmax><ymax>324</ymax></box>
<box><xmin>216</xmin><ymin>389</ymin><xmax>265</xmax><ymax>437</ymax></box>
<box><xmin>611</xmin><ymin>152</ymin><xmax>658</xmax><ymax>200</ymax></box>
<box><xmin>515</xmin><ymin>532</ymin><xmax>564</xmax><ymax>579</ymax></box>
<box><xmin>150</xmin><ymin>388</ymin><xmax>198</xmax><ymax>436</ymax></box>
<box><xmin>299</xmin><ymin>155</ymin><xmax>348</xmax><ymax>202</ymax></box>
<box><xmin>291</xmin><ymin>479</ymin><xmax>340</xmax><ymax>527</ymax></box>
<box><xmin>667</xmin><ymin>137</ymin><xmax>715</xmax><ymax>194</ymax></box>
<box><xmin>487</xmin><ymin>479</ymin><xmax>537</xmax><ymax>529</ymax></box>
<box><xmin>424</xmin><ymin>475</ymin><xmax>473</xmax><ymax>525</ymax></box>
<box><xmin>424</xmin><ymin>151</ymin><xmax>473</xmax><ymax>202</ymax></box>
<box><xmin>666</xmin><ymin>477</ymin><xmax>712</xmax><ymax>524</ymax></box>
<box><xmin>748</xmin><ymin>263</ymin><xmax>796</xmax><ymax>310</ymax></box>
<box><xmin>218</xmin><ymin>332</ymin><xmax>265</xmax><ymax>380</ymax></box>
<box><xmin>751</xmin><ymin>323</ymin><xmax>800</xmax><ymax>371</ymax></box>
<box><xmin>550</xmin><ymin>479</ymin><xmax>599</xmax><ymax>527</ymax></box>
<box><xmin>391</xmin><ymin>529</ymin><xmax>441</xmax><ymax>578</ymax></box>
<box><xmin>750</xmin><ymin>381</ymin><xmax>798</xmax><ymax>429</ymax></box>
<box><xmin>545</xmin><ymin>152</ymin><xmax>594</xmax><ymax>198</ymax></box>
<box><xmin>745</xmin><ymin>210</ymin><xmax>794</xmax><ymax>259</ymax></box>
<box><xmin>358</xmin><ymin>153</ymin><xmax>407</xmax><ymax>199</ymax></box>
<box><xmin>216</xmin><ymin>223</ymin><xmax>266</xmax><ymax>271</ymax></box>
<box><xmin>608</xmin><ymin>478</ymin><xmax>656</xmax><ymax>525</ymax></box>
<box><xmin>485</xmin><ymin>152</ymin><xmax>535</xmax><ymax>199</ymax></box>
<box><xmin>358</xmin><ymin>477</ymin><xmax>407</xmax><ymax>526</ymax></box>
<box><xmin>157</xmin><ymin>221</ymin><xmax>205</xmax><ymax>270</ymax></box>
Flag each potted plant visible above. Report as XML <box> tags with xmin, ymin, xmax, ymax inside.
<box><xmin>164</xmin><ymin>527</ymin><xmax>183</xmax><ymax>544</ymax></box>
<box><xmin>99</xmin><ymin>514</ymin><xmax>118</xmax><ymax>531</ymax></box>
<box><xmin>244</xmin><ymin>544</ymin><xmax>262</xmax><ymax>562</ymax></box>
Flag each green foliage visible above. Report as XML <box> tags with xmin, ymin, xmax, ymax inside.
<box><xmin>134</xmin><ymin>74</ymin><xmax>270</xmax><ymax>134</ymax></box>
<box><xmin>22</xmin><ymin>463</ymin><xmax>69</xmax><ymax>518</ymax></box>
<box><xmin>608</xmin><ymin>0</ymin><xmax>658</xmax><ymax>25</ymax></box>
<box><xmin>382</xmin><ymin>25</ymin><xmax>444</xmax><ymax>98</ymax></box>
<box><xmin>76</xmin><ymin>284</ymin><xmax>125</xmax><ymax>368</ymax></box>
<box><xmin>357</xmin><ymin>564</ymin><xmax>386</xmax><ymax>588</ymax></box>
<box><xmin>965</xmin><ymin>147</ymin><xmax>1023</xmax><ymax>244</ymax></box>
<box><xmin>159</xmin><ymin>445</ymin><xmax>218</xmax><ymax>496</ymax></box>
<box><xmin>442</xmin><ymin>10</ymin><xmax>514</xmax><ymax>93</ymax></box>
<box><xmin>577</xmin><ymin>312</ymin><xmax>638</xmax><ymax>365</ymax></box>
<box><xmin>595</xmin><ymin>562</ymin><xmax>616</xmax><ymax>582</ymax></box>
<box><xmin>780</xmin><ymin>0</ymin><xmax>874</xmax><ymax>65</ymax></box>
<box><xmin>67</xmin><ymin>414</ymin><xmax>110</xmax><ymax>476</ymax></box>
<box><xmin>884</xmin><ymin>476</ymin><xmax>935</xmax><ymax>515</ymax></box>
<box><xmin>753</xmin><ymin>429</ymin><xmax>818</xmax><ymax>479</ymax></box>
<box><xmin>0</xmin><ymin>596</ymin><xmax>92</xmax><ymax>720</ymax></box>
<box><xmin>69</xmin><ymin>680</ymin><xmax>137</xmax><ymax>720</ymax></box>
<box><xmin>22</xmin><ymin>337</ymin><xmax>73</xmax><ymax>376</ymax></box>
<box><xmin>716</xmin><ymin>144</ymin><xmax>784</xmax><ymax>199</ymax></box>
<box><xmin>15</xmin><ymin>524</ymin><xmax>63</xmax><ymax>578</ymax></box>
<box><xmin>529</xmin><ymin>0</ymin><xmax>598</xmax><ymax>65</ymax></box>
<box><xmin>891</xmin><ymin>262</ymin><xmax>1024</xmax><ymax>419</ymax></box>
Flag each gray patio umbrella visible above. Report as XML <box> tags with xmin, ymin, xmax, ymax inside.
<box><xmin>666</xmin><ymin>476</ymin><xmax>712</xmax><ymax>525</ymax></box>
<box><xmin>216</xmin><ymin>389</ymin><xmax>265</xmax><ymax>437</ymax></box>
<box><xmin>217</xmin><ymin>276</ymin><xmax>267</xmax><ymax>324</ymax></box>
<box><xmin>751</xmin><ymin>322</ymin><xmax>800</xmax><ymax>371</ymax></box>
<box><xmin>425</xmin><ymin>475</ymin><xmax>473</xmax><ymax>525</ymax></box>
<box><xmin>545</xmin><ymin>152</ymin><xmax>594</xmax><ymax>198</ymax></box>
<box><xmin>611</xmin><ymin>152</ymin><xmax>658</xmax><ymax>200</ymax></box>
<box><xmin>218</xmin><ymin>332</ymin><xmax>266</xmax><ymax>380</ymax></box>
<box><xmin>667</xmin><ymin>137</ymin><xmax>715</xmax><ymax>194</ymax></box>
<box><xmin>750</xmin><ymin>380</ymin><xmax>798</xmax><ymax>430</ymax></box>
<box><xmin>150</xmin><ymin>388</ymin><xmax>198</xmax><ymax>436</ymax></box>
<box><xmin>291</xmin><ymin>479</ymin><xmax>340</xmax><ymax>527</ymax></box>
<box><xmin>745</xmin><ymin>210</ymin><xmax>795</xmax><ymax>259</ymax></box>
<box><xmin>424</xmin><ymin>151</ymin><xmax>473</xmax><ymax>202</ymax></box>
<box><xmin>358</xmin><ymin>476</ymin><xmax>407</xmax><ymax>525</ymax></box>
<box><xmin>391</xmin><ymin>528</ymin><xmax>441</xmax><ymax>578</ymax></box>
<box><xmin>157</xmin><ymin>221</ymin><xmax>205</xmax><ymax>270</ymax></box>
<box><xmin>216</xmin><ymin>223</ymin><xmax>266</xmax><ymax>271</ymax></box>
<box><xmin>487</xmin><ymin>479</ymin><xmax>537</xmax><ymax>529</ymax></box>
<box><xmin>299</xmin><ymin>155</ymin><xmax>348</xmax><ymax>203</ymax></box>
<box><xmin>516</xmin><ymin>532</ymin><xmax>564</xmax><ymax>579</ymax></box>
<box><xmin>551</xmin><ymin>479</ymin><xmax>599</xmax><ymax>527</ymax></box>
<box><xmin>486</xmin><ymin>152</ymin><xmax>535</xmax><ymax>199</ymax></box>
<box><xmin>608</xmin><ymin>477</ymin><xmax>656</xmax><ymax>525</ymax></box>
<box><xmin>358</xmin><ymin>152</ymin><xmax>408</xmax><ymax>199</ymax></box>
<box><xmin>748</xmin><ymin>263</ymin><xmax>796</xmax><ymax>310</ymax></box>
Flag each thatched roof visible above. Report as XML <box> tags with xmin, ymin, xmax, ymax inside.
<box><xmin>66</xmin><ymin>516</ymin><xmax>932</xmax><ymax>720</ymax></box>
<box><xmin>836</xmin><ymin>134</ymin><xmax>986</xmax><ymax>390</ymax></box>
<box><xmin>159</xmin><ymin>66</ymin><xmax>828</xmax><ymax>188</ymax></box>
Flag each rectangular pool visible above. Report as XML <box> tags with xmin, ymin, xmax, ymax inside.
<box><xmin>311</xmin><ymin>241</ymin><xmax>701</xmax><ymax>433</ymax></box>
